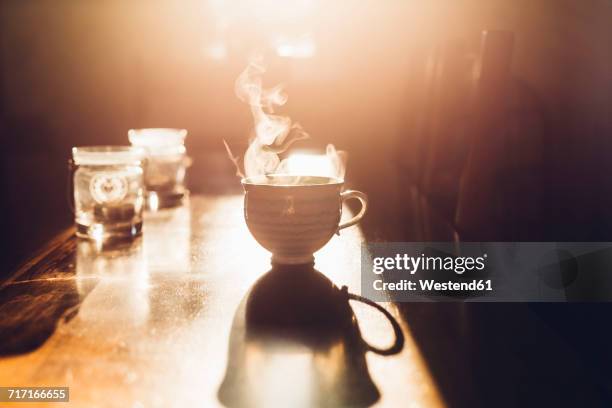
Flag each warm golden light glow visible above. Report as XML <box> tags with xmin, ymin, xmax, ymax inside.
<box><xmin>285</xmin><ymin>153</ymin><xmax>336</xmax><ymax>177</ymax></box>
<box><xmin>249</xmin><ymin>345</ymin><xmax>315</xmax><ymax>407</ymax></box>
<box><xmin>148</xmin><ymin>191</ymin><xmax>160</xmax><ymax>212</ymax></box>
<box><xmin>275</xmin><ymin>35</ymin><xmax>316</xmax><ymax>59</ymax></box>
<box><xmin>204</xmin><ymin>40</ymin><xmax>228</xmax><ymax>60</ymax></box>
<box><xmin>207</xmin><ymin>0</ymin><xmax>318</xmax><ymax>25</ymax></box>
<box><xmin>91</xmin><ymin>224</ymin><xmax>105</xmax><ymax>244</ymax></box>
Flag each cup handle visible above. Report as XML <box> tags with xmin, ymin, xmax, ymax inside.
<box><xmin>337</xmin><ymin>190</ymin><xmax>368</xmax><ymax>234</ymax></box>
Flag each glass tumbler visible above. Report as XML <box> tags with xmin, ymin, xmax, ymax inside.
<box><xmin>128</xmin><ymin>128</ymin><xmax>190</xmax><ymax>210</ymax></box>
<box><xmin>71</xmin><ymin>146</ymin><xmax>145</xmax><ymax>241</ymax></box>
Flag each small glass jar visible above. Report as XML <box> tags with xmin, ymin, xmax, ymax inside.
<box><xmin>71</xmin><ymin>146</ymin><xmax>145</xmax><ymax>241</ymax></box>
<box><xmin>128</xmin><ymin>128</ymin><xmax>190</xmax><ymax>210</ymax></box>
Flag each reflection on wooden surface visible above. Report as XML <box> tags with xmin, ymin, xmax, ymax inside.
<box><xmin>0</xmin><ymin>196</ymin><xmax>443</xmax><ymax>407</ymax></box>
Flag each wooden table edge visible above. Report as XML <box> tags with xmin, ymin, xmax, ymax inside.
<box><xmin>0</xmin><ymin>227</ymin><xmax>75</xmax><ymax>290</ymax></box>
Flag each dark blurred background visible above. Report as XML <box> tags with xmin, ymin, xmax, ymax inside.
<box><xmin>1</xmin><ymin>0</ymin><xmax>611</xmax><ymax>271</ymax></box>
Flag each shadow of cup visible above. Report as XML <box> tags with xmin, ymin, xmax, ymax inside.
<box><xmin>218</xmin><ymin>263</ymin><xmax>404</xmax><ymax>407</ymax></box>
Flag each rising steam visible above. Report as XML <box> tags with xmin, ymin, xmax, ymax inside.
<box><xmin>226</xmin><ymin>58</ymin><xmax>346</xmax><ymax>181</ymax></box>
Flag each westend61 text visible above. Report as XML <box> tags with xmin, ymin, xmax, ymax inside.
<box><xmin>373</xmin><ymin>279</ymin><xmax>493</xmax><ymax>292</ymax></box>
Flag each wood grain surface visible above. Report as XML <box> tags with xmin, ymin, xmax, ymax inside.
<box><xmin>0</xmin><ymin>195</ymin><xmax>443</xmax><ymax>408</ymax></box>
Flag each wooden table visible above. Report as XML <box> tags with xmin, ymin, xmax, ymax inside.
<box><xmin>0</xmin><ymin>195</ymin><xmax>444</xmax><ymax>407</ymax></box>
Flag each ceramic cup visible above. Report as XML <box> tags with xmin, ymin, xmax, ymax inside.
<box><xmin>242</xmin><ymin>174</ymin><xmax>368</xmax><ymax>265</ymax></box>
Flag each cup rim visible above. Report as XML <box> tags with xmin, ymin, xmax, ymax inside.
<box><xmin>72</xmin><ymin>146</ymin><xmax>145</xmax><ymax>166</ymax></box>
<box><xmin>241</xmin><ymin>173</ymin><xmax>344</xmax><ymax>187</ymax></box>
